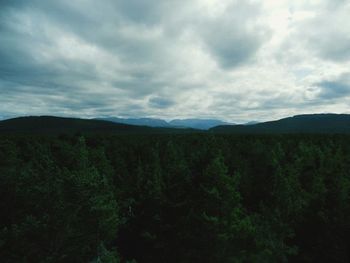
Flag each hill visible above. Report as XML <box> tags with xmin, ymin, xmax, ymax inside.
<box><xmin>170</xmin><ymin>119</ymin><xmax>232</xmax><ymax>130</ymax></box>
<box><xmin>97</xmin><ymin>117</ymin><xmax>231</xmax><ymax>130</ymax></box>
<box><xmin>0</xmin><ymin>116</ymin><xmax>197</xmax><ymax>135</ymax></box>
<box><xmin>96</xmin><ymin>117</ymin><xmax>171</xmax><ymax>127</ymax></box>
<box><xmin>210</xmin><ymin>114</ymin><xmax>350</xmax><ymax>133</ymax></box>
<box><xmin>2</xmin><ymin>114</ymin><xmax>350</xmax><ymax>135</ymax></box>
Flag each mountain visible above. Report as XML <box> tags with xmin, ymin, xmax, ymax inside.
<box><xmin>210</xmin><ymin>114</ymin><xmax>350</xmax><ymax>134</ymax></box>
<box><xmin>3</xmin><ymin>114</ymin><xmax>349</xmax><ymax>135</ymax></box>
<box><xmin>244</xmin><ymin>121</ymin><xmax>259</xmax><ymax>125</ymax></box>
<box><xmin>169</xmin><ymin>119</ymin><xmax>232</xmax><ymax>130</ymax></box>
<box><xmin>96</xmin><ymin>117</ymin><xmax>171</xmax><ymax>127</ymax></box>
<box><xmin>97</xmin><ymin>117</ymin><xmax>232</xmax><ymax>130</ymax></box>
<box><xmin>0</xmin><ymin>116</ymin><xmax>197</xmax><ymax>135</ymax></box>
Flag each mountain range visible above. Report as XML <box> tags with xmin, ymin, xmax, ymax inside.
<box><xmin>96</xmin><ymin>117</ymin><xmax>232</xmax><ymax>129</ymax></box>
<box><xmin>210</xmin><ymin>114</ymin><xmax>350</xmax><ymax>133</ymax></box>
<box><xmin>0</xmin><ymin>116</ymin><xmax>196</xmax><ymax>135</ymax></box>
<box><xmin>1</xmin><ymin>114</ymin><xmax>350</xmax><ymax>135</ymax></box>
<box><xmin>96</xmin><ymin>117</ymin><xmax>171</xmax><ymax>128</ymax></box>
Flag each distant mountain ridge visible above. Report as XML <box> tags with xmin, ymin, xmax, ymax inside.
<box><xmin>96</xmin><ymin>117</ymin><xmax>171</xmax><ymax>127</ymax></box>
<box><xmin>169</xmin><ymin>119</ymin><xmax>232</xmax><ymax>130</ymax></box>
<box><xmin>210</xmin><ymin>114</ymin><xmax>350</xmax><ymax>134</ymax></box>
<box><xmin>2</xmin><ymin>114</ymin><xmax>350</xmax><ymax>135</ymax></box>
<box><xmin>0</xmin><ymin>116</ymin><xmax>197</xmax><ymax>135</ymax></box>
<box><xmin>97</xmin><ymin>117</ymin><xmax>232</xmax><ymax>130</ymax></box>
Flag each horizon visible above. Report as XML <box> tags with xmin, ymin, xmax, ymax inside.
<box><xmin>1</xmin><ymin>0</ymin><xmax>350</xmax><ymax>122</ymax></box>
<box><xmin>1</xmin><ymin>112</ymin><xmax>349</xmax><ymax>125</ymax></box>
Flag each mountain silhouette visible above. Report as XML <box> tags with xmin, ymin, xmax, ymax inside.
<box><xmin>210</xmin><ymin>114</ymin><xmax>350</xmax><ymax>133</ymax></box>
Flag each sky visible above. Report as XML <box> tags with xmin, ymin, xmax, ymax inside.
<box><xmin>0</xmin><ymin>0</ymin><xmax>350</xmax><ymax>122</ymax></box>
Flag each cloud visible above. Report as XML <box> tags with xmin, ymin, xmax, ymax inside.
<box><xmin>148</xmin><ymin>96</ymin><xmax>175</xmax><ymax>109</ymax></box>
<box><xmin>0</xmin><ymin>0</ymin><xmax>349</xmax><ymax>122</ymax></box>
<box><xmin>289</xmin><ymin>0</ymin><xmax>350</xmax><ymax>62</ymax></box>
<box><xmin>315</xmin><ymin>73</ymin><xmax>350</xmax><ymax>100</ymax></box>
<box><xmin>198</xmin><ymin>1</ymin><xmax>270</xmax><ymax>69</ymax></box>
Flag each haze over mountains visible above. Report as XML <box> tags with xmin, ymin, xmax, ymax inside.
<box><xmin>169</xmin><ymin>119</ymin><xmax>232</xmax><ymax>130</ymax></box>
<box><xmin>97</xmin><ymin>117</ymin><xmax>232</xmax><ymax>130</ymax></box>
<box><xmin>1</xmin><ymin>113</ymin><xmax>350</xmax><ymax>134</ymax></box>
<box><xmin>96</xmin><ymin>117</ymin><xmax>171</xmax><ymax>128</ymax></box>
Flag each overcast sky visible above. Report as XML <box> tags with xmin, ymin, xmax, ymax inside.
<box><xmin>1</xmin><ymin>0</ymin><xmax>350</xmax><ymax>122</ymax></box>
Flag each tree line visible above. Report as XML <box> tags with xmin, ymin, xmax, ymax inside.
<box><xmin>1</xmin><ymin>134</ymin><xmax>350</xmax><ymax>262</ymax></box>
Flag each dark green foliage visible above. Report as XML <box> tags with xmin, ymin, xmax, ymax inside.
<box><xmin>0</xmin><ymin>136</ymin><xmax>119</xmax><ymax>262</ymax></box>
<box><xmin>1</xmin><ymin>133</ymin><xmax>350</xmax><ymax>262</ymax></box>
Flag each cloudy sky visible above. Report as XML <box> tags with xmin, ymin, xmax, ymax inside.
<box><xmin>0</xmin><ymin>0</ymin><xmax>350</xmax><ymax>122</ymax></box>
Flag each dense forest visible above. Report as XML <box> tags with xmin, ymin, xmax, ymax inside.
<box><xmin>1</xmin><ymin>133</ymin><xmax>350</xmax><ymax>262</ymax></box>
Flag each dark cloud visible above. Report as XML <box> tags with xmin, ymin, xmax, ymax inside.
<box><xmin>114</xmin><ymin>0</ymin><xmax>176</xmax><ymax>25</ymax></box>
<box><xmin>0</xmin><ymin>0</ymin><xmax>189</xmax><ymax>117</ymax></box>
<box><xmin>199</xmin><ymin>1</ymin><xmax>269</xmax><ymax>69</ymax></box>
<box><xmin>148</xmin><ymin>96</ymin><xmax>174</xmax><ymax>109</ymax></box>
<box><xmin>315</xmin><ymin>73</ymin><xmax>350</xmax><ymax>99</ymax></box>
<box><xmin>203</xmin><ymin>28</ymin><xmax>264</xmax><ymax>69</ymax></box>
<box><xmin>0</xmin><ymin>0</ymin><xmax>347</xmax><ymax>121</ymax></box>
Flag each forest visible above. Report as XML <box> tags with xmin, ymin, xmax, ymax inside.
<box><xmin>1</xmin><ymin>133</ymin><xmax>350</xmax><ymax>262</ymax></box>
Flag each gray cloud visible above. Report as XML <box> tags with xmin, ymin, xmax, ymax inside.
<box><xmin>199</xmin><ymin>1</ymin><xmax>269</xmax><ymax>69</ymax></box>
<box><xmin>148</xmin><ymin>96</ymin><xmax>175</xmax><ymax>109</ymax></box>
<box><xmin>315</xmin><ymin>73</ymin><xmax>350</xmax><ymax>99</ymax></box>
<box><xmin>0</xmin><ymin>0</ymin><xmax>349</xmax><ymax>122</ymax></box>
<box><xmin>306</xmin><ymin>30</ymin><xmax>350</xmax><ymax>63</ymax></box>
<box><xmin>294</xmin><ymin>0</ymin><xmax>350</xmax><ymax>62</ymax></box>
